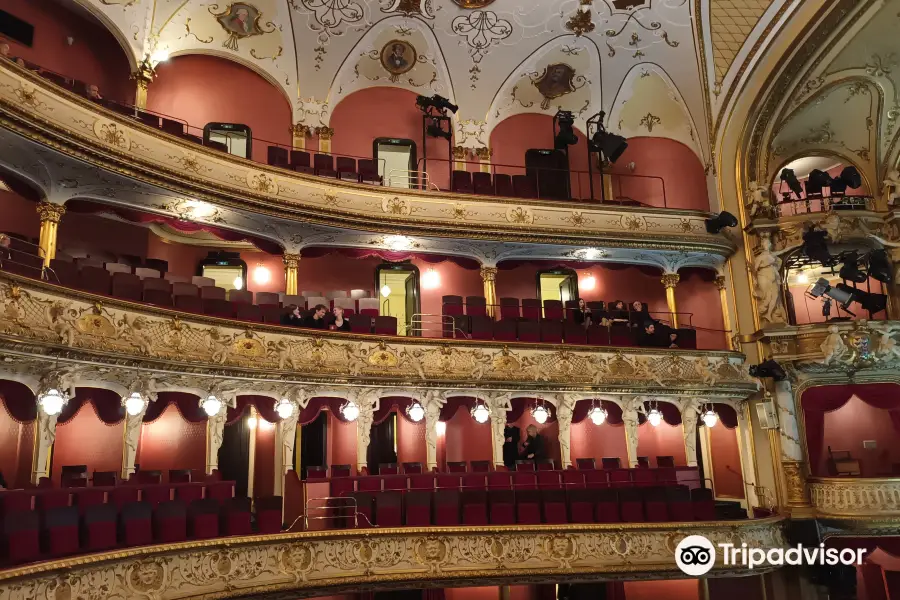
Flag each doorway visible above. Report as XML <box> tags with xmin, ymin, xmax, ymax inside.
<box><xmin>298</xmin><ymin>411</ymin><xmax>328</xmax><ymax>478</ymax></box>
<box><xmin>203</xmin><ymin>123</ymin><xmax>252</xmax><ymax>159</ymax></box>
<box><xmin>366</xmin><ymin>414</ymin><xmax>398</xmax><ymax>473</ymax></box>
<box><xmin>374</xmin><ymin>138</ymin><xmax>417</xmax><ymax>189</ymax></box>
<box><xmin>537</xmin><ymin>268</ymin><xmax>579</xmax><ymax>314</ymax></box>
<box><xmin>376</xmin><ymin>263</ymin><xmax>420</xmax><ymax>336</ymax></box>
<box><xmin>219</xmin><ymin>409</ymin><xmax>251</xmax><ymax>498</ymax></box>
<box><xmin>199</xmin><ymin>251</ymin><xmax>247</xmax><ymax>291</ymax></box>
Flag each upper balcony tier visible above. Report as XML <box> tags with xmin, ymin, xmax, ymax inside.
<box><xmin>0</xmin><ymin>61</ymin><xmax>735</xmax><ymax>255</ymax></box>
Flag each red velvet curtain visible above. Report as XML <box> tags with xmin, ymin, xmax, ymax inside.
<box><xmin>226</xmin><ymin>396</ymin><xmax>279</xmax><ymax>425</ymax></box>
<box><xmin>439</xmin><ymin>396</ymin><xmax>476</xmax><ymax>422</ymax></box>
<box><xmin>801</xmin><ymin>384</ymin><xmax>900</xmax><ymax>476</ymax></box>
<box><xmin>636</xmin><ymin>401</ymin><xmax>681</xmax><ymax>426</ymax></box>
<box><xmin>297</xmin><ymin>397</ymin><xmax>355</xmax><ymax>425</ymax></box>
<box><xmin>143</xmin><ymin>392</ymin><xmax>206</xmax><ymax>423</ymax></box>
<box><xmin>57</xmin><ymin>388</ymin><xmax>124</xmax><ymax>425</ymax></box>
<box><xmin>0</xmin><ymin>380</ymin><xmax>37</xmax><ymax>423</ymax></box>
<box><xmin>714</xmin><ymin>403</ymin><xmax>738</xmax><ymax>429</ymax></box>
<box><xmin>300</xmin><ymin>246</ymin><xmax>481</xmax><ymax>270</ymax></box>
<box><xmin>374</xmin><ymin>397</ymin><xmax>424</xmax><ymax>425</ymax></box>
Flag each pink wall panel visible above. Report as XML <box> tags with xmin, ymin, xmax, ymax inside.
<box><xmin>636</xmin><ymin>422</ymin><xmax>686</xmax><ymax>466</ymax></box>
<box><xmin>442</xmin><ymin>409</ymin><xmax>492</xmax><ymax>467</ymax></box>
<box><xmin>145</xmin><ymin>234</ymin><xmax>211</xmax><ymax>278</ymax></box>
<box><xmin>569</xmin><ymin>421</ymin><xmax>628</xmax><ymax>466</ymax></box>
<box><xmin>58</xmin><ymin>212</ymin><xmax>150</xmax><ymax>260</ymax></box>
<box><xmin>147</xmin><ymin>55</ymin><xmax>292</xmax><ymax>164</ymax></box>
<box><xmin>327</xmin><ymin>412</ymin><xmax>358</xmax><ymax>474</ymax></box>
<box><xmin>445</xmin><ymin>587</ymin><xmax>499</xmax><ymax>600</ymax></box>
<box><xmin>253</xmin><ymin>421</ymin><xmax>276</xmax><ymax>498</ymax></box>
<box><xmin>241</xmin><ymin>251</ymin><xmax>287</xmax><ymax>295</ymax></box>
<box><xmin>707</xmin><ymin>576</ymin><xmax>766</xmax><ymax>600</ymax></box>
<box><xmin>330</xmin><ymin>88</ymin><xmax>450</xmax><ymax>189</ymax></box>
<box><xmin>3</xmin><ymin>0</ymin><xmax>133</xmax><ymax>102</ymax></box>
<box><xmin>15</xmin><ymin>422</ymin><xmax>34</xmax><ymax>490</ymax></box>
<box><xmin>624</xmin><ymin>580</ymin><xmax>700</xmax><ymax>600</ymax></box>
<box><xmin>0</xmin><ymin>400</ymin><xmax>29</xmax><ymax>489</ymax></box>
<box><xmin>52</xmin><ymin>403</ymin><xmax>123</xmax><ymax>483</ymax></box>
<box><xmin>509</xmin><ymin>586</ymin><xmax>541</xmax><ymax>600</ymax></box>
<box><xmin>509</xmin><ymin>412</ymin><xmax>560</xmax><ymax>467</ymax></box>
<box><xmin>136</xmin><ymin>403</ymin><xmax>206</xmax><ymax>475</ymax></box>
<box><xmin>820</xmin><ymin>395</ymin><xmax>900</xmax><ymax>477</ymax></box>
<box><xmin>676</xmin><ymin>268</ymin><xmax>727</xmax><ymax>349</ymax></box>
<box><xmin>397</xmin><ymin>416</ymin><xmax>426</xmax><ymax>466</ymax></box>
<box><xmin>708</xmin><ymin>425</ymin><xmax>744</xmax><ymax>499</ymax></box>
<box><xmin>0</xmin><ymin>190</ymin><xmax>40</xmax><ymax>239</ymax></box>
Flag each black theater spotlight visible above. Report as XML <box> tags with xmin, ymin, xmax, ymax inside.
<box><xmin>805</xmin><ymin>169</ymin><xmax>832</xmax><ymax>198</ymax></box>
<box><xmin>868</xmin><ymin>248</ymin><xmax>893</xmax><ymax>284</ymax></box>
<box><xmin>748</xmin><ymin>359</ymin><xmax>787</xmax><ymax>381</ymax></box>
<box><xmin>838</xmin><ymin>251</ymin><xmax>868</xmax><ymax>284</ymax></box>
<box><xmin>589</xmin><ymin>129</ymin><xmax>628</xmax><ymax>163</ymax></box>
<box><xmin>416</xmin><ymin>94</ymin><xmax>458</xmax><ymax>114</ymax></box>
<box><xmin>554</xmin><ymin>110</ymin><xmax>578</xmax><ymax>150</ymax></box>
<box><xmin>800</xmin><ymin>227</ymin><xmax>834</xmax><ymax>266</ymax></box>
<box><xmin>808</xmin><ymin>278</ymin><xmax>887</xmax><ymax>316</ymax></box>
<box><xmin>426</xmin><ymin>119</ymin><xmax>452</xmax><ymax>140</ymax></box>
<box><xmin>780</xmin><ymin>168</ymin><xmax>803</xmax><ymax>199</ymax></box>
<box><xmin>828</xmin><ymin>166</ymin><xmax>862</xmax><ymax>196</ymax></box>
<box><xmin>704</xmin><ymin>211</ymin><xmax>738</xmax><ymax>234</ymax></box>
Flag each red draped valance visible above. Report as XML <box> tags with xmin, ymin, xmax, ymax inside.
<box><xmin>58</xmin><ymin>388</ymin><xmax>124</xmax><ymax>425</ymax></box>
<box><xmin>143</xmin><ymin>392</ymin><xmax>206</xmax><ymax>423</ymax></box>
<box><xmin>300</xmin><ymin>246</ymin><xmax>482</xmax><ymax>270</ymax></box>
<box><xmin>801</xmin><ymin>383</ymin><xmax>900</xmax><ymax>476</ymax></box>
<box><xmin>226</xmin><ymin>396</ymin><xmax>279</xmax><ymax>425</ymax></box>
<box><xmin>0</xmin><ymin>380</ymin><xmax>37</xmax><ymax>424</ymax></box>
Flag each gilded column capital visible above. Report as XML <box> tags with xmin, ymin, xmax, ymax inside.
<box><xmin>290</xmin><ymin>123</ymin><xmax>312</xmax><ymax>137</ymax></box>
<box><xmin>452</xmin><ymin>146</ymin><xmax>468</xmax><ymax>160</ymax></box>
<box><xmin>474</xmin><ymin>147</ymin><xmax>493</xmax><ymax>161</ymax></box>
<box><xmin>130</xmin><ymin>57</ymin><xmax>156</xmax><ymax>90</ymax></box>
<box><xmin>660</xmin><ymin>273</ymin><xmax>680</xmax><ymax>289</ymax></box>
<box><xmin>36</xmin><ymin>202</ymin><xmax>66</xmax><ymax>223</ymax></box>
<box><xmin>714</xmin><ymin>275</ymin><xmax>726</xmax><ymax>290</ymax></box>
<box><xmin>314</xmin><ymin>126</ymin><xmax>334</xmax><ymax>140</ymax></box>
<box><xmin>480</xmin><ymin>266</ymin><xmax>498</xmax><ymax>282</ymax></box>
<box><xmin>283</xmin><ymin>253</ymin><xmax>301</xmax><ymax>269</ymax></box>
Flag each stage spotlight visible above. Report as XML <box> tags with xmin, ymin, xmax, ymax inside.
<box><xmin>554</xmin><ymin>110</ymin><xmax>578</xmax><ymax>149</ymax></box>
<box><xmin>426</xmin><ymin>121</ymin><xmax>451</xmax><ymax>140</ymax></box>
<box><xmin>809</xmin><ymin>278</ymin><xmax>887</xmax><ymax>316</ymax></box>
<box><xmin>801</xmin><ymin>228</ymin><xmax>834</xmax><ymax>266</ymax></box>
<box><xmin>589</xmin><ymin>130</ymin><xmax>628</xmax><ymax>163</ymax></box>
<box><xmin>838</xmin><ymin>252</ymin><xmax>867</xmax><ymax>284</ymax></box>
<box><xmin>748</xmin><ymin>359</ymin><xmax>787</xmax><ymax>381</ymax></box>
<box><xmin>780</xmin><ymin>168</ymin><xmax>803</xmax><ymax>198</ymax></box>
<box><xmin>829</xmin><ymin>166</ymin><xmax>862</xmax><ymax>195</ymax></box>
<box><xmin>868</xmin><ymin>249</ymin><xmax>893</xmax><ymax>283</ymax></box>
<box><xmin>416</xmin><ymin>94</ymin><xmax>458</xmax><ymax>114</ymax></box>
<box><xmin>849</xmin><ymin>286</ymin><xmax>888</xmax><ymax>314</ymax></box>
<box><xmin>805</xmin><ymin>169</ymin><xmax>832</xmax><ymax>197</ymax></box>
<box><xmin>704</xmin><ymin>211</ymin><xmax>738</xmax><ymax>234</ymax></box>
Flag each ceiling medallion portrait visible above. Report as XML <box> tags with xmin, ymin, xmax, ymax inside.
<box><xmin>532</xmin><ymin>64</ymin><xmax>582</xmax><ymax>109</ymax></box>
<box><xmin>380</xmin><ymin>40</ymin><xmax>417</xmax><ymax>79</ymax></box>
<box><xmin>451</xmin><ymin>0</ymin><xmax>496</xmax><ymax>7</ymax></box>
<box><xmin>209</xmin><ymin>3</ymin><xmax>274</xmax><ymax>51</ymax></box>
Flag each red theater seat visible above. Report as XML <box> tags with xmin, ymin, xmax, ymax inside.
<box><xmin>375</xmin><ymin>492</ymin><xmax>402</xmax><ymax>527</ymax></box>
<box><xmin>78</xmin><ymin>266</ymin><xmax>111</xmax><ymax>295</ymax></box>
<box><xmin>81</xmin><ymin>503</ymin><xmax>117</xmax><ymax>552</ymax></box>
<box><xmin>596</xmin><ymin>489</ymin><xmax>621</xmax><ymax>523</ymax></box>
<box><xmin>667</xmin><ymin>486</ymin><xmax>694</xmax><ymax>522</ymax></box>
<box><xmin>446</xmin><ymin>462</ymin><xmax>467</xmax><ymax>473</ymax></box>
<box><xmin>469</xmin><ymin>315</ymin><xmax>493</xmax><ymax>340</ymax></box>
<box><xmin>517</xmin><ymin>319</ymin><xmax>540</xmax><ymax>342</ymax></box>
<box><xmin>336</xmin><ymin>157</ymin><xmax>358</xmax><ymax>181</ymax></box>
<box><xmin>255</xmin><ymin>496</ymin><xmax>283</xmax><ymax>533</ymax></box>
<box><xmin>112</xmin><ymin>272</ymin><xmax>142</xmax><ymax>301</ymax></box>
<box><xmin>543</xmin><ymin>300</ymin><xmax>564</xmax><ymax>320</ymax></box>
<box><xmin>609</xmin><ymin>469</ymin><xmax>632</xmax><ymax>488</ymax></box>
<box><xmin>470</xmin><ymin>460</ymin><xmax>491</xmax><ymax>472</ymax></box>
<box><xmin>461</xmin><ymin>490</ymin><xmax>488</xmax><ymax>525</ymax></box>
<box><xmin>540</xmin><ymin>319</ymin><xmax>563</xmax><ymax>343</ymax></box>
<box><xmin>236</xmin><ymin>303</ymin><xmax>262</xmax><ymax>322</ymax></box>
<box><xmin>0</xmin><ymin>491</ymin><xmax>34</xmax><ymax>517</ymax></box>
<box><xmin>494</xmin><ymin>319</ymin><xmax>517</xmax><ymax>341</ymax></box>
<box><xmin>349</xmin><ymin>492</ymin><xmax>374</xmax><ymax>528</ymax></box>
<box><xmin>521</xmin><ymin>299</ymin><xmax>541</xmax><ymax>320</ymax></box>
<box><xmin>499</xmin><ymin>298</ymin><xmax>520</xmax><ymax>320</ymax></box>
<box><xmin>290</xmin><ymin>150</ymin><xmax>314</xmax><ymax>174</ymax></box>
<box><xmin>435</xmin><ymin>474</ymin><xmax>460</xmax><ymax>489</ymax></box>
<box><xmin>433</xmin><ymin>490</ymin><xmax>460</xmax><ymax>525</ymax></box>
<box><xmin>405</xmin><ymin>490</ymin><xmax>432</xmax><ymax>526</ymax></box>
<box><xmin>109</xmin><ymin>487</ymin><xmax>139</xmax><ymax>510</ymax></box>
<box><xmin>153</xmin><ymin>501</ymin><xmax>187</xmax><ymax>543</ymax></box>
<box><xmin>141</xmin><ymin>485</ymin><xmax>171</xmax><ymax>507</ymax></box>
<box><xmin>516</xmin><ymin>489</ymin><xmax>542</xmax><ymax>524</ymax></box>
<box><xmin>451</xmin><ymin>170</ymin><xmax>473</xmax><ymax>194</ymax></box>
<box><xmin>537</xmin><ymin>471</ymin><xmax>561</xmax><ymax>490</ymax></box>
<box><xmin>561</xmin><ymin>470</ymin><xmax>585</xmax><ymax>489</ymax></box>
<box><xmin>567</xmin><ymin>489</ymin><xmax>595</xmax><ymax>524</ymax></box>
<box><xmin>43</xmin><ymin>506</ymin><xmax>80</xmax><ymax>557</ymax></box>
<box><xmin>314</xmin><ymin>153</ymin><xmax>337</xmax><ymax>178</ymax></box>
<box><xmin>374</xmin><ymin>316</ymin><xmax>397</xmax><ymax>335</ymax></box>
<box><xmin>35</xmin><ymin>490</ymin><xmax>69</xmax><ymax>512</ymax></box>
<box><xmin>188</xmin><ymin>499</ymin><xmax>220</xmax><ymax>539</ymax></box>
<box><xmin>3</xmin><ymin>511</ymin><xmax>40</xmax><ymax>564</ymax></box>
<box><xmin>205</xmin><ymin>481</ymin><xmax>234</xmax><ymax>501</ymax></box>
<box><xmin>643</xmin><ymin>487</ymin><xmax>669</xmax><ymax>522</ymax></box>
<box><xmin>220</xmin><ymin>497</ymin><xmax>252</xmax><ymax>536</ymax></box>
<box><xmin>542</xmin><ymin>489</ymin><xmax>568</xmax><ymax>524</ymax></box>
<box><xmin>466</xmin><ymin>296</ymin><xmax>487</xmax><ymax>317</ymax></box>
<box><xmin>71</xmin><ymin>488</ymin><xmax>105</xmax><ymax>516</ymax></box>
<box><xmin>564</xmin><ymin>322</ymin><xmax>587</xmax><ymax>344</ymax></box>
<box><xmin>488</xmin><ymin>489</ymin><xmax>515</xmax><ymax>525</ymax></box>
<box><xmin>174</xmin><ymin>484</ymin><xmax>203</xmax><ymax>504</ymax></box>
<box><xmin>472</xmin><ymin>171</ymin><xmax>494</xmax><ymax>195</ymax></box>
<box><xmin>691</xmin><ymin>488</ymin><xmax>716</xmax><ymax>520</ymax></box>
<box><xmin>618</xmin><ymin>488</ymin><xmax>644</xmax><ymax>522</ymax></box>
<box><xmin>512</xmin><ymin>472</ymin><xmax>537</xmax><ymax>490</ymax></box>
<box><xmin>494</xmin><ymin>173</ymin><xmax>513</xmax><ymax>196</ymax></box>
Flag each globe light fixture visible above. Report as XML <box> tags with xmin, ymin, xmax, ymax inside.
<box><xmin>233</xmin><ymin>276</ymin><xmax>244</xmax><ymax>290</ymax></box>
<box><xmin>38</xmin><ymin>388</ymin><xmax>68</xmax><ymax>416</ymax></box>
<box><xmin>702</xmin><ymin>407</ymin><xmax>719</xmax><ymax>428</ymax></box>
<box><xmin>531</xmin><ymin>403</ymin><xmax>550</xmax><ymax>424</ymax></box>
<box><xmin>341</xmin><ymin>400</ymin><xmax>360</xmax><ymax>422</ymax></box>
<box><xmin>201</xmin><ymin>395</ymin><xmax>222</xmax><ymax>417</ymax></box>
<box><xmin>123</xmin><ymin>392</ymin><xmax>146</xmax><ymax>416</ymax></box>
<box><xmin>647</xmin><ymin>408</ymin><xmax>662</xmax><ymax>427</ymax></box>
<box><xmin>275</xmin><ymin>397</ymin><xmax>295</xmax><ymax>420</ymax></box>
<box><xmin>406</xmin><ymin>401</ymin><xmax>425</xmax><ymax>422</ymax></box>
<box><xmin>581</xmin><ymin>274</ymin><xmax>596</xmax><ymax>291</ymax></box>
<box><xmin>422</xmin><ymin>269</ymin><xmax>441</xmax><ymax>289</ymax></box>
<box><xmin>470</xmin><ymin>401</ymin><xmax>490</xmax><ymax>424</ymax></box>
<box><xmin>381</xmin><ymin>285</ymin><xmax>391</xmax><ymax>298</ymax></box>
<box><xmin>253</xmin><ymin>265</ymin><xmax>271</xmax><ymax>285</ymax></box>
<box><xmin>150</xmin><ymin>49</ymin><xmax>170</xmax><ymax>64</ymax></box>
<box><xmin>588</xmin><ymin>405</ymin><xmax>607</xmax><ymax>426</ymax></box>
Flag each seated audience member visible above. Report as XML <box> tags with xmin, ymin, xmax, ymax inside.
<box><xmin>638</xmin><ymin>321</ymin><xmax>662</xmax><ymax>347</ymax></box>
<box><xmin>86</xmin><ymin>84</ymin><xmax>103</xmax><ymax>102</ymax></box>
<box><xmin>304</xmin><ymin>304</ymin><xmax>328</xmax><ymax>329</ymax></box>
<box><xmin>573</xmin><ymin>298</ymin><xmax>592</xmax><ymax>329</ymax></box>
<box><xmin>519</xmin><ymin>425</ymin><xmax>546</xmax><ymax>462</ymax></box>
<box><xmin>608</xmin><ymin>300</ymin><xmax>628</xmax><ymax>323</ymax></box>
<box><xmin>280</xmin><ymin>304</ymin><xmax>303</xmax><ymax>326</ymax></box>
<box><xmin>666</xmin><ymin>328</ymin><xmax>680</xmax><ymax>349</ymax></box>
<box><xmin>628</xmin><ymin>301</ymin><xmax>648</xmax><ymax>328</ymax></box>
<box><xmin>330</xmin><ymin>306</ymin><xmax>350</xmax><ymax>332</ymax></box>
<box><xmin>0</xmin><ymin>41</ymin><xmax>25</xmax><ymax>67</ymax></box>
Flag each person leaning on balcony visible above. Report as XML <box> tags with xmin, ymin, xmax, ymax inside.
<box><xmin>86</xmin><ymin>84</ymin><xmax>103</xmax><ymax>102</ymax></box>
<box><xmin>280</xmin><ymin>304</ymin><xmax>303</xmax><ymax>326</ymax></box>
<box><xmin>638</xmin><ymin>320</ymin><xmax>661</xmax><ymax>347</ymax></box>
<box><xmin>0</xmin><ymin>40</ymin><xmax>25</xmax><ymax>67</ymax></box>
<box><xmin>304</xmin><ymin>304</ymin><xmax>328</xmax><ymax>329</ymax></box>
<box><xmin>573</xmin><ymin>298</ymin><xmax>592</xmax><ymax>329</ymax></box>
<box><xmin>330</xmin><ymin>306</ymin><xmax>350</xmax><ymax>332</ymax></box>
<box><xmin>0</xmin><ymin>234</ymin><xmax>10</xmax><ymax>266</ymax></box>
<box><xmin>608</xmin><ymin>300</ymin><xmax>628</xmax><ymax>323</ymax></box>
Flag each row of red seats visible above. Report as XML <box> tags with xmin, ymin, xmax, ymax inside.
<box><xmin>340</xmin><ymin>486</ymin><xmax>716</xmax><ymax>529</ymax></box>
<box><xmin>267</xmin><ymin>147</ymin><xmax>382</xmax><ymax>184</ymax></box>
<box><xmin>2</xmin><ymin>495</ymin><xmax>282</xmax><ymax>565</ymax></box>
<box><xmin>443</xmin><ymin>295</ymin><xmax>649</xmax><ymax>321</ymax></box>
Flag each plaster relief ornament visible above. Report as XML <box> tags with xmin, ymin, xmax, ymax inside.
<box><xmin>380</xmin><ymin>40</ymin><xmax>417</xmax><ymax>78</ymax></box>
<box><xmin>451</xmin><ymin>0</ymin><xmax>496</xmax><ymax>7</ymax></box>
<box><xmin>211</xmin><ymin>3</ymin><xmax>275</xmax><ymax>51</ymax></box>
<box><xmin>746</xmin><ymin>180</ymin><xmax>773</xmax><ymax>219</ymax></box>
<box><xmin>533</xmin><ymin>64</ymin><xmax>579</xmax><ymax>110</ymax></box>
<box><xmin>752</xmin><ymin>232</ymin><xmax>787</xmax><ymax>327</ymax></box>
<box><xmin>884</xmin><ymin>169</ymin><xmax>900</xmax><ymax>207</ymax></box>
<box><xmin>872</xmin><ymin>321</ymin><xmax>900</xmax><ymax>363</ymax></box>
<box><xmin>820</xmin><ymin>325</ymin><xmax>849</xmax><ymax>366</ymax></box>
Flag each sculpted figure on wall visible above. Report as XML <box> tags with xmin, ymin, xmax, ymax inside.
<box><xmin>873</xmin><ymin>321</ymin><xmax>900</xmax><ymax>363</ymax></box>
<box><xmin>753</xmin><ymin>232</ymin><xmax>787</xmax><ymax>327</ymax></box>
<box><xmin>884</xmin><ymin>169</ymin><xmax>900</xmax><ymax>206</ymax></box>
<box><xmin>746</xmin><ymin>181</ymin><xmax>773</xmax><ymax>219</ymax></box>
<box><xmin>555</xmin><ymin>394</ymin><xmax>575</xmax><ymax>469</ymax></box>
<box><xmin>622</xmin><ymin>397</ymin><xmax>641</xmax><ymax>468</ymax></box>
<box><xmin>820</xmin><ymin>325</ymin><xmax>849</xmax><ymax>365</ymax></box>
<box><xmin>423</xmin><ymin>391</ymin><xmax>442</xmax><ymax>471</ymax></box>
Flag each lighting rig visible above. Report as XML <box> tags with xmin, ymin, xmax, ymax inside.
<box><xmin>416</xmin><ymin>95</ymin><xmax>457</xmax><ymax>179</ymax></box>
<box><xmin>779</xmin><ymin>166</ymin><xmax>865</xmax><ymax>212</ymax></box>
<box><xmin>585</xmin><ymin>111</ymin><xmax>628</xmax><ymax>202</ymax></box>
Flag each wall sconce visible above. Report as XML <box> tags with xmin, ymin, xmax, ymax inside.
<box><xmin>581</xmin><ymin>274</ymin><xmax>596</xmax><ymax>290</ymax></box>
<box><xmin>422</xmin><ymin>268</ymin><xmax>441</xmax><ymax>289</ymax></box>
<box><xmin>436</xmin><ymin>421</ymin><xmax>446</xmax><ymax>435</ymax></box>
<box><xmin>253</xmin><ymin>265</ymin><xmax>271</xmax><ymax>285</ymax></box>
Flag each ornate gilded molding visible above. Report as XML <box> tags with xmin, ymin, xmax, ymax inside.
<box><xmin>0</xmin><ymin>273</ymin><xmax>755</xmax><ymax>397</ymax></box>
<box><xmin>282</xmin><ymin>253</ymin><xmax>301</xmax><ymax>269</ymax></box>
<box><xmin>314</xmin><ymin>125</ymin><xmax>334</xmax><ymax>140</ymax></box>
<box><xmin>809</xmin><ymin>477</ymin><xmax>900</xmax><ymax>517</ymax></box>
<box><xmin>0</xmin><ymin>519</ymin><xmax>786</xmax><ymax>598</ymax></box>
<box><xmin>35</xmin><ymin>201</ymin><xmax>65</xmax><ymax>223</ymax></box>
<box><xmin>660</xmin><ymin>273</ymin><xmax>680</xmax><ymax>289</ymax></box>
<box><xmin>0</xmin><ymin>62</ymin><xmax>735</xmax><ymax>255</ymax></box>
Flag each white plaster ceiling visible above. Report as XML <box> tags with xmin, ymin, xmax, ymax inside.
<box><xmin>57</xmin><ymin>0</ymin><xmax>805</xmax><ymax>163</ymax></box>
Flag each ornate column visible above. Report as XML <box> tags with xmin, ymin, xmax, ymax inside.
<box><xmin>489</xmin><ymin>408</ymin><xmax>506</xmax><ymax>468</ymax></box>
<box><xmin>423</xmin><ymin>391</ymin><xmax>442</xmax><ymax>472</ymax></box>
<box><xmin>131</xmin><ymin>57</ymin><xmax>155</xmax><ymax>109</ymax></box>
<box><xmin>36</xmin><ymin>202</ymin><xmax>65</xmax><ymax>267</ymax></box>
<box><xmin>291</xmin><ymin>123</ymin><xmax>311</xmax><ymax>150</ymax></box>
<box><xmin>283</xmin><ymin>253</ymin><xmax>300</xmax><ymax>296</ymax></box>
<box><xmin>772</xmin><ymin>379</ymin><xmax>810</xmax><ymax>510</ymax></box>
<box><xmin>736</xmin><ymin>402</ymin><xmax>759</xmax><ymax>509</ymax></box>
<box><xmin>555</xmin><ymin>395</ymin><xmax>575</xmax><ymax>469</ymax></box>
<box><xmin>622</xmin><ymin>397</ymin><xmax>641</xmax><ymax>468</ymax></box>
<box><xmin>681</xmin><ymin>398</ymin><xmax>699</xmax><ymax>467</ymax></box>
<box><xmin>315</xmin><ymin>126</ymin><xmax>334</xmax><ymax>154</ymax></box>
<box><xmin>714</xmin><ymin>274</ymin><xmax>735</xmax><ymax>350</ymax></box>
<box><xmin>356</xmin><ymin>398</ymin><xmax>375</xmax><ymax>474</ymax></box>
<box><xmin>661</xmin><ymin>272</ymin><xmax>680</xmax><ymax>328</ymax></box>
<box><xmin>481</xmin><ymin>266</ymin><xmax>498</xmax><ymax>318</ymax></box>
<box><xmin>206</xmin><ymin>410</ymin><xmax>227</xmax><ymax>475</ymax></box>
<box><xmin>475</xmin><ymin>147</ymin><xmax>492</xmax><ymax>174</ymax></box>
<box><xmin>121</xmin><ymin>382</ymin><xmax>156</xmax><ymax>480</ymax></box>
<box><xmin>274</xmin><ymin>402</ymin><xmax>300</xmax><ymax>497</ymax></box>
<box><xmin>452</xmin><ymin>146</ymin><xmax>468</xmax><ymax>171</ymax></box>
<box><xmin>32</xmin><ymin>371</ymin><xmax>71</xmax><ymax>484</ymax></box>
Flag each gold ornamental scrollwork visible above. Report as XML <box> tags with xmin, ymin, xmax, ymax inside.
<box><xmin>247</xmin><ymin>170</ymin><xmax>279</xmax><ymax>195</ymax></box>
<box><xmin>35</xmin><ymin>202</ymin><xmax>66</xmax><ymax>224</ymax></box>
<box><xmin>93</xmin><ymin>119</ymin><xmax>130</xmax><ymax>150</ymax></box>
<box><xmin>809</xmin><ymin>477</ymin><xmax>900</xmax><ymax>516</ymax></box>
<box><xmin>782</xmin><ymin>461</ymin><xmax>810</xmax><ymax>507</ymax></box>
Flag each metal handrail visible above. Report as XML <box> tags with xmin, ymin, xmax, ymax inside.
<box><xmin>0</xmin><ymin>236</ymin><xmax>57</xmax><ymax>283</ymax></box>
<box><xmin>388</xmin><ymin>169</ymin><xmax>439</xmax><ymax>190</ymax></box>
<box><xmin>409</xmin><ymin>313</ymin><xmax>470</xmax><ymax>339</ymax></box>
<box><xmin>304</xmin><ymin>495</ymin><xmax>375</xmax><ymax>529</ymax></box>
<box><xmin>776</xmin><ymin>194</ymin><xmax>875</xmax><ymax>217</ymax></box>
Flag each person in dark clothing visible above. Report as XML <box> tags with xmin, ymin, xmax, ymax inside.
<box><xmin>638</xmin><ymin>320</ymin><xmax>662</xmax><ymax>347</ymax></box>
<box><xmin>304</xmin><ymin>304</ymin><xmax>328</xmax><ymax>329</ymax></box>
<box><xmin>280</xmin><ymin>304</ymin><xmax>303</xmax><ymax>326</ymax></box>
<box><xmin>331</xmin><ymin>306</ymin><xmax>351</xmax><ymax>332</ymax></box>
<box><xmin>608</xmin><ymin>300</ymin><xmax>628</xmax><ymax>323</ymax></box>
<box><xmin>519</xmin><ymin>425</ymin><xmax>546</xmax><ymax>462</ymax></box>
<box><xmin>573</xmin><ymin>298</ymin><xmax>592</xmax><ymax>329</ymax></box>
<box><xmin>502</xmin><ymin>424</ymin><xmax>520</xmax><ymax>469</ymax></box>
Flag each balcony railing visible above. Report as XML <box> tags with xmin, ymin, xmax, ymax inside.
<box><xmin>808</xmin><ymin>476</ymin><xmax>900</xmax><ymax>517</ymax></box>
<box><xmin>776</xmin><ymin>194</ymin><xmax>875</xmax><ymax>217</ymax></box>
